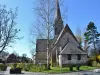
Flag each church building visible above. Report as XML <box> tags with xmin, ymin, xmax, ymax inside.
<box><xmin>34</xmin><ymin>0</ymin><xmax>88</xmax><ymax>67</ymax></box>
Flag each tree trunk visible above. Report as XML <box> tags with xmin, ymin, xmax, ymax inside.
<box><xmin>47</xmin><ymin>45</ymin><xmax>50</xmax><ymax>69</ymax></box>
<box><xmin>46</xmin><ymin>0</ymin><xmax>51</xmax><ymax>70</ymax></box>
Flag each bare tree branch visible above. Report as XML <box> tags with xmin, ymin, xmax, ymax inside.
<box><xmin>0</xmin><ymin>5</ymin><xmax>20</xmax><ymax>53</ymax></box>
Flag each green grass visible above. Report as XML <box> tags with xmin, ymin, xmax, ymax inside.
<box><xmin>43</xmin><ymin>66</ymin><xmax>97</xmax><ymax>74</ymax></box>
<box><xmin>8</xmin><ymin>63</ymin><xmax>97</xmax><ymax>74</ymax></box>
<box><xmin>43</xmin><ymin>67</ymin><xmax>69</xmax><ymax>74</ymax></box>
<box><xmin>80</xmin><ymin>66</ymin><xmax>96</xmax><ymax>70</ymax></box>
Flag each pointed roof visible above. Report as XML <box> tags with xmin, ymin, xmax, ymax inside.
<box><xmin>55</xmin><ymin>24</ymin><xmax>85</xmax><ymax>51</ymax></box>
<box><xmin>64</xmin><ymin>24</ymin><xmax>78</xmax><ymax>43</ymax></box>
<box><xmin>60</xmin><ymin>42</ymin><xmax>87</xmax><ymax>54</ymax></box>
<box><xmin>54</xmin><ymin>0</ymin><xmax>64</xmax><ymax>36</ymax></box>
<box><xmin>55</xmin><ymin>24</ymin><xmax>78</xmax><ymax>45</ymax></box>
<box><xmin>55</xmin><ymin>0</ymin><xmax>62</xmax><ymax>20</ymax></box>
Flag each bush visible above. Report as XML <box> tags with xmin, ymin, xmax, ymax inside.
<box><xmin>96</xmin><ymin>55</ymin><xmax>100</xmax><ymax>62</ymax></box>
<box><xmin>51</xmin><ymin>63</ymin><xmax>58</xmax><ymax>67</ymax></box>
<box><xmin>92</xmin><ymin>61</ymin><xmax>97</xmax><ymax>67</ymax></box>
<box><xmin>87</xmin><ymin>57</ymin><xmax>96</xmax><ymax>66</ymax></box>
<box><xmin>28</xmin><ymin>64</ymin><xmax>46</xmax><ymax>72</ymax></box>
<box><xmin>13</xmin><ymin>63</ymin><xmax>17</xmax><ymax>68</ymax></box>
<box><xmin>16</xmin><ymin>63</ymin><xmax>24</xmax><ymax>68</ymax></box>
<box><xmin>76</xmin><ymin>65</ymin><xmax>80</xmax><ymax>70</ymax></box>
<box><xmin>9</xmin><ymin>63</ymin><xmax>47</xmax><ymax>72</ymax></box>
<box><xmin>87</xmin><ymin>57</ymin><xmax>100</xmax><ymax>67</ymax></box>
<box><xmin>0</xmin><ymin>64</ymin><xmax>7</xmax><ymax>71</ymax></box>
<box><xmin>69</xmin><ymin>66</ymin><xmax>73</xmax><ymax>71</ymax></box>
<box><xmin>8</xmin><ymin>63</ymin><xmax>14</xmax><ymax>68</ymax></box>
<box><xmin>16</xmin><ymin>63</ymin><xmax>27</xmax><ymax>71</ymax></box>
<box><xmin>97</xmin><ymin>63</ymin><xmax>100</xmax><ymax>68</ymax></box>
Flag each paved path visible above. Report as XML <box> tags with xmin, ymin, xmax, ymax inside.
<box><xmin>0</xmin><ymin>67</ymin><xmax>100</xmax><ymax>75</ymax></box>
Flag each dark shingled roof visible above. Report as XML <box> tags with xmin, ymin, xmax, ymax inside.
<box><xmin>54</xmin><ymin>24</ymin><xmax>85</xmax><ymax>52</ymax></box>
<box><xmin>36</xmin><ymin>39</ymin><xmax>53</xmax><ymax>52</ymax></box>
<box><xmin>60</xmin><ymin>42</ymin><xmax>87</xmax><ymax>54</ymax></box>
<box><xmin>55</xmin><ymin>24</ymin><xmax>78</xmax><ymax>45</ymax></box>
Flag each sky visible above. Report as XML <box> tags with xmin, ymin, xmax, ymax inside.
<box><xmin>0</xmin><ymin>0</ymin><xmax>100</xmax><ymax>58</ymax></box>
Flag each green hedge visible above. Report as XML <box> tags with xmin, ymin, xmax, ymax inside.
<box><xmin>9</xmin><ymin>63</ymin><xmax>47</xmax><ymax>72</ymax></box>
<box><xmin>0</xmin><ymin>64</ymin><xmax>7</xmax><ymax>71</ymax></box>
<box><xmin>87</xmin><ymin>57</ymin><xmax>96</xmax><ymax>66</ymax></box>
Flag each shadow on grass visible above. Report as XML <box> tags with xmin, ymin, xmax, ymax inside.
<box><xmin>10</xmin><ymin>73</ymin><xmax>24</xmax><ymax>74</ymax></box>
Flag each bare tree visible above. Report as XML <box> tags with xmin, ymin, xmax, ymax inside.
<box><xmin>0</xmin><ymin>5</ymin><xmax>20</xmax><ymax>53</ymax></box>
<box><xmin>30</xmin><ymin>48</ymin><xmax>35</xmax><ymax>58</ymax></box>
<box><xmin>30</xmin><ymin>0</ymin><xmax>67</xmax><ymax>69</ymax></box>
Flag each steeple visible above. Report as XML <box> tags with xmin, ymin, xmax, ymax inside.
<box><xmin>55</xmin><ymin>0</ymin><xmax>62</xmax><ymax>20</ymax></box>
<box><xmin>54</xmin><ymin>0</ymin><xmax>64</xmax><ymax>36</ymax></box>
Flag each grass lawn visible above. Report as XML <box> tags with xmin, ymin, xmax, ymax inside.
<box><xmin>43</xmin><ymin>66</ymin><xmax>97</xmax><ymax>74</ymax></box>
<box><xmin>8</xmin><ymin>63</ymin><xmax>97</xmax><ymax>74</ymax></box>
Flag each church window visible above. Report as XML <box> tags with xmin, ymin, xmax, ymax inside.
<box><xmin>77</xmin><ymin>54</ymin><xmax>81</xmax><ymax>60</ymax></box>
<box><xmin>67</xmin><ymin>54</ymin><xmax>71</xmax><ymax>60</ymax></box>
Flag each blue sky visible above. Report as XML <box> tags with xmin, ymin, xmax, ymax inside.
<box><xmin>0</xmin><ymin>0</ymin><xmax>100</xmax><ymax>58</ymax></box>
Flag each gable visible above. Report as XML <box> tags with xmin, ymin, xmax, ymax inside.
<box><xmin>55</xmin><ymin>24</ymin><xmax>79</xmax><ymax>46</ymax></box>
<box><xmin>60</xmin><ymin>42</ymin><xmax>87</xmax><ymax>54</ymax></box>
<box><xmin>58</xmin><ymin>33</ymin><xmax>79</xmax><ymax>49</ymax></box>
<box><xmin>53</xmin><ymin>24</ymin><xmax>85</xmax><ymax>53</ymax></box>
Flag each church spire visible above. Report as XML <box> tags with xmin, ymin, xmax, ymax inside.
<box><xmin>55</xmin><ymin>0</ymin><xmax>61</xmax><ymax>20</ymax></box>
<box><xmin>54</xmin><ymin>0</ymin><xmax>64</xmax><ymax>36</ymax></box>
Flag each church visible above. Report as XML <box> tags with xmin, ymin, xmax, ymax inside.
<box><xmin>34</xmin><ymin>0</ymin><xmax>88</xmax><ymax>67</ymax></box>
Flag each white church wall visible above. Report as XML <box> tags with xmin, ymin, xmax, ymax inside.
<box><xmin>59</xmin><ymin>54</ymin><xmax>87</xmax><ymax>66</ymax></box>
<box><xmin>81</xmin><ymin>54</ymin><xmax>88</xmax><ymax>63</ymax></box>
